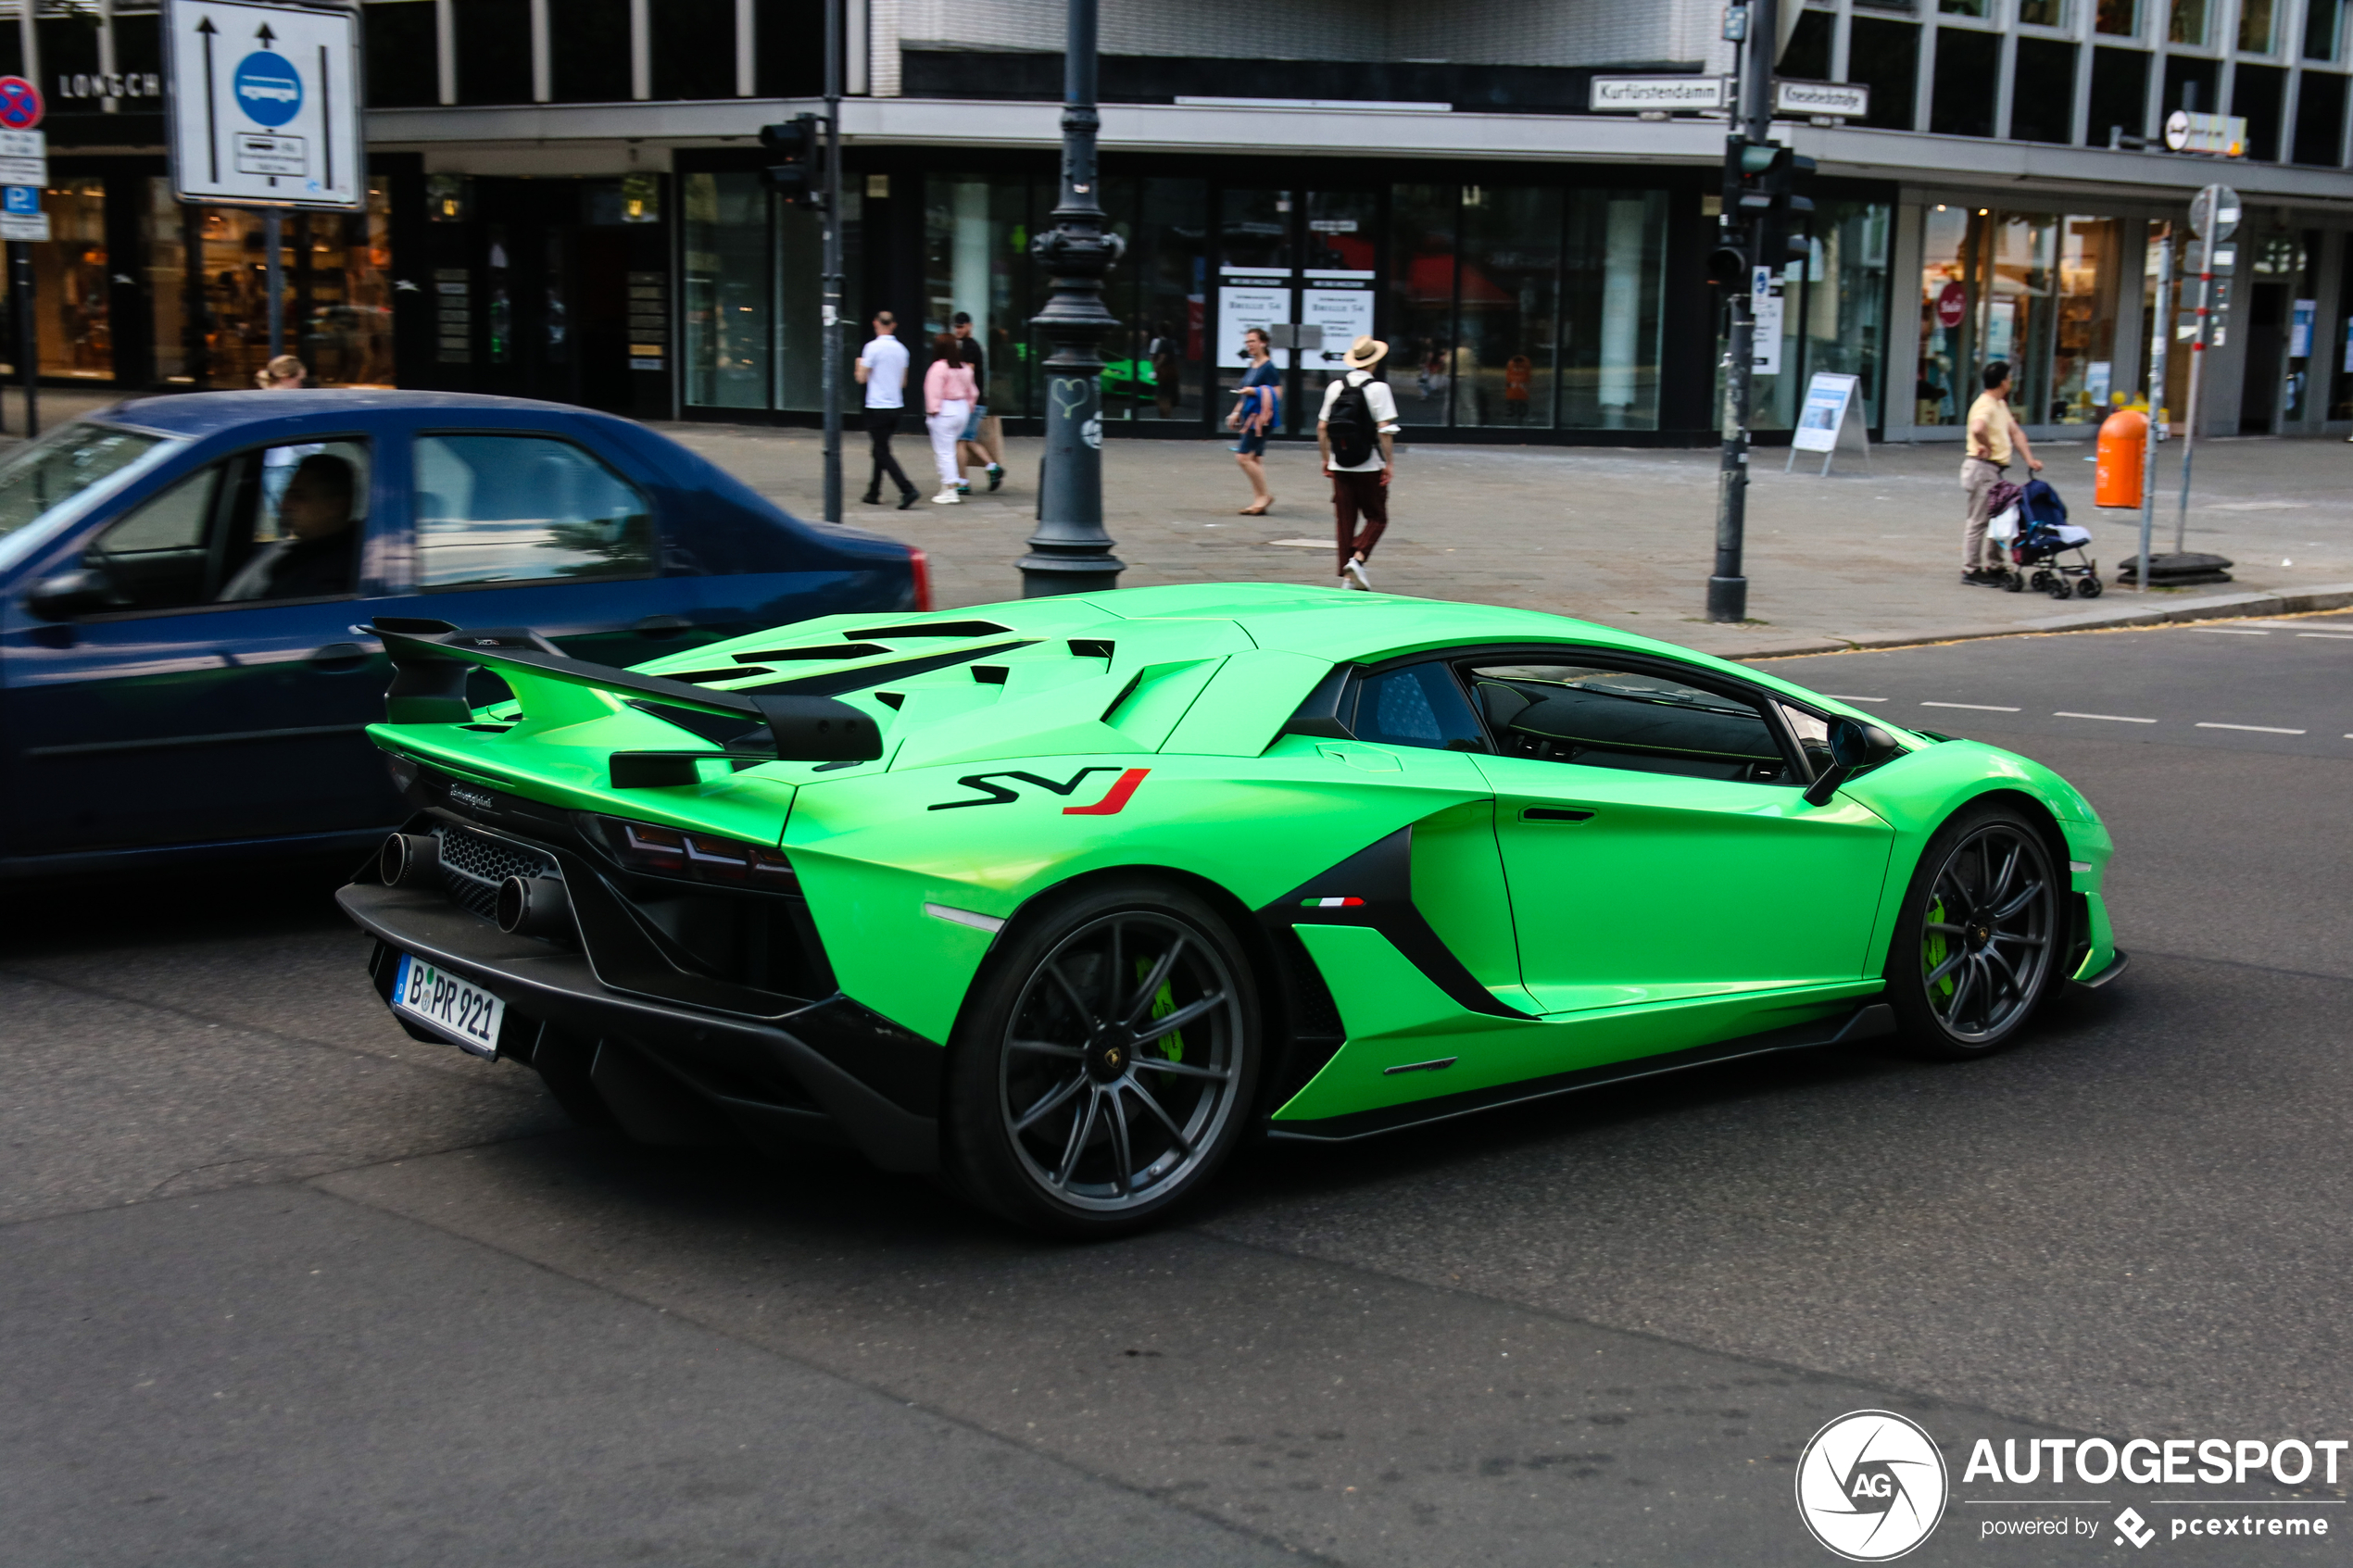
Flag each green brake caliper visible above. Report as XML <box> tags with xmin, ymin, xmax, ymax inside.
<box><xmin>1137</xmin><ymin>960</ymin><xmax>1183</xmax><ymax>1060</ymax></box>
<box><xmin>1924</xmin><ymin>897</ymin><xmax>1955</xmax><ymax>999</ymax></box>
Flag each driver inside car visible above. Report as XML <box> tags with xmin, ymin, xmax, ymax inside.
<box><xmin>218</xmin><ymin>452</ymin><xmax>359</xmax><ymax>602</ymax></box>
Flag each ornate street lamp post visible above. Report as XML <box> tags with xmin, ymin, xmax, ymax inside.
<box><xmin>1017</xmin><ymin>0</ymin><xmax>1126</xmax><ymax>596</ymax></box>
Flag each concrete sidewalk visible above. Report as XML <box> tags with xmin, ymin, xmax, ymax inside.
<box><xmin>662</xmin><ymin>420</ymin><xmax>2353</xmax><ymax>658</ymax></box>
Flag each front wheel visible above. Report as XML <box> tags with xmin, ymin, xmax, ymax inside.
<box><xmin>1885</xmin><ymin>806</ymin><xmax>2062</xmax><ymax>1060</ymax></box>
<box><xmin>942</xmin><ymin>881</ymin><xmax>1263</xmax><ymax>1236</ymax></box>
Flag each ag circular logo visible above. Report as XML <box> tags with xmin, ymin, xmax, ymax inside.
<box><xmin>233</xmin><ymin>51</ymin><xmax>302</xmax><ymax>127</ymax></box>
<box><xmin>1794</xmin><ymin>1410</ymin><xmax>1949</xmax><ymax>1562</ymax></box>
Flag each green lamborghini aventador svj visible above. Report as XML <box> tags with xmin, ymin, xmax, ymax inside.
<box><xmin>341</xmin><ymin>584</ymin><xmax>2123</xmax><ymax>1235</ymax></box>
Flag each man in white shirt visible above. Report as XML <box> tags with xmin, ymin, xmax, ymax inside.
<box><xmin>1317</xmin><ymin>335</ymin><xmax>1402</xmax><ymax>590</ymax></box>
<box><xmin>854</xmin><ymin>311</ymin><xmax>918</xmax><ymax>509</ymax></box>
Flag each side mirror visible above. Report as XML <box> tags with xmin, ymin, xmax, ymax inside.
<box><xmin>1802</xmin><ymin>719</ymin><xmax>1901</xmax><ymax>808</ymax></box>
<box><xmin>25</xmin><ymin>566</ymin><xmax>123</xmax><ymax>621</ymax></box>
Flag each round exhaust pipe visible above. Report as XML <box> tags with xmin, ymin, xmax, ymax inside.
<box><xmin>497</xmin><ymin>874</ymin><xmax>573</xmax><ymax>938</ymax></box>
<box><xmin>381</xmin><ymin>832</ymin><xmax>440</xmax><ymax>887</ymax></box>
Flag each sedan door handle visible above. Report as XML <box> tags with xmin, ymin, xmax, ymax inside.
<box><xmin>308</xmin><ymin>642</ymin><xmax>374</xmax><ymax>671</ymax></box>
<box><xmin>633</xmin><ymin>614</ymin><xmax>694</xmax><ymax>638</ymax></box>
<box><xmin>1520</xmin><ymin>807</ymin><xmax>1595</xmax><ymax>823</ymax></box>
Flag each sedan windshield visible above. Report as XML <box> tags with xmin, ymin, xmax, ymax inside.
<box><xmin>0</xmin><ymin>421</ymin><xmax>167</xmax><ymax>542</ymax></box>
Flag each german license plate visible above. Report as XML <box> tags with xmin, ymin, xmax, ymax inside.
<box><xmin>390</xmin><ymin>951</ymin><xmax>505</xmax><ymax>1059</ymax></box>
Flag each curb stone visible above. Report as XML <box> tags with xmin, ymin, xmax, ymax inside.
<box><xmin>1727</xmin><ymin>582</ymin><xmax>2353</xmax><ymax>662</ymax></box>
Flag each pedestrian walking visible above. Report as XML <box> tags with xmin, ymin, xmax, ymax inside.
<box><xmin>950</xmin><ymin>312</ymin><xmax>1004</xmax><ymax>493</ymax></box>
<box><xmin>1227</xmin><ymin>326</ymin><xmax>1278</xmax><ymax>516</ymax></box>
<box><xmin>1318</xmin><ymin>334</ymin><xmax>1400</xmax><ymax>591</ymax></box>
<box><xmin>855</xmin><ymin>311</ymin><xmax>919</xmax><ymax>509</ymax></box>
<box><xmin>255</xmin><ymin>355</ymin><xmax>320</xmax><ymax>515</ymax></box>
<box><xmin>1959</xmin><ymin>359</ymin><xmax>2042</xmax><ymax>584</ymax></box>
<box><xmin>923</xmin><ymin>332</ymin><xmax>978</xmax><ymax>506</ymax></box>
<box><xmin>1149</xmin><ymin>320</ymin><xmax>1180</xmax><ymax>419</ymax></box>
<box><xmin>254</xmin><ymin>354</ymin><xmax>306</xmax><ymax>389</ymax></box>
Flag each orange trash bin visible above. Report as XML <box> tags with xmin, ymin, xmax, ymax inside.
<box><xmin>2095</xmin><ymin>408</ymin><xmax>2146</xmax><ymax>508</ymax></box>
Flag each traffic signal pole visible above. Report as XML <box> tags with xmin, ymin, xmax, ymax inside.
<box><xmin>820</xmin><ymin>0</ymin><xmax>844</xmax><ymax>524</ymax></box>
<box><xmin>1706</xmin><ymin>0</ymin><xmax>1778</xmax><ymax>624</ymax></box>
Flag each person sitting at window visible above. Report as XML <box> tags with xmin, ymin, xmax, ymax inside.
<box><xmin>219</xmin><ymin>453</ymin><xmax>359</xmax><ymax>601</ymax></box>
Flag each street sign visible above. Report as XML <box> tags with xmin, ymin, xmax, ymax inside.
<box><xmin>2164</xmin><ymin>109</ymin><xmax>2246</xmax><ymax>157</ymax></box>
<box><xmin>165</xmin><ymin>0</ymin><xmax>362</xmax><ymax>210</ymax></box>
<box><xmin>2189</xmin><ymin>183</ymin><xmax>2241</xmax><ymax>239</ymax></box>
<box><xmin>1774</xmin><ymin>80</ymin><xmax>1869</xmax><ymax>118</ymax></box>
<box><xmin>0</xmin><ymin>129</ymin><xmax>45</xmax><ymax>188</ymax></box>
<box><xmin>0</xmin><ymin>76</ymin><xmax>42</xmax><ymax>130</ymax></box>
<box><xmin>1589</xmin><ymin>75</ymin><xmax>1728</xmax><ymax>112</ymax></box>
<box><xmin>1</xmin><ymin>184</ymin><xmax>49</xmax><ymax>242</ymax></box>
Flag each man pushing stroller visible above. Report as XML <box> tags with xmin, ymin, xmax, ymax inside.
<box><xmin>1960</xmin><ymin>360</ymin><xmax>2043</xmax><ymax>586</ymax></box>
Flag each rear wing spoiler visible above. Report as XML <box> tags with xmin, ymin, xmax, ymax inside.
<box><xmin>371</xmin><ymin>619</ymin><xmax>883</xmax><ymax>777</ymax></box>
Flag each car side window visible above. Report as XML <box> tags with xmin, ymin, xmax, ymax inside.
<box><xmin>1350</xmin><ymin>663</ymin><xmax>1491</xmax><ymax>752</ymax></box>
<box><xmin>84</xmin><ymin>438</ymin><xmax>369</xmax><ymax>613</ymax></box>
<box><xmin>1466</xmin><ymin>661</ymin><xmax>1795</xmax><ymax>784</ymax></box>
<box><xmin>413</xmin><ymin>434</ymin><xmax>655</xmax><ymax>590</ymax></box>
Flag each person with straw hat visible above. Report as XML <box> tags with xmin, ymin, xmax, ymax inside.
<box><xmin>1317</xmin><ymin>334</ymin><xmax>1401</xmax><ymax>591</ymax></box>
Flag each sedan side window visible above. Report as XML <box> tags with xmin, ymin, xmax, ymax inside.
<box><xmin>1466</xmin><ymin>661</ymin><xmax>1795</xmax><ymax>784</ymax></box>
<box><xmin>1351</xmin><ymin>662</ymin><xmax>1491</xmax><ymax>752</ymax></box>
<box><xmin>83</xmin><ymin>438</ymin><xmax>369</xmax><ymax>612</ymax></box>
<box><xmin>413</xmin><ymin>434</ymin><xmax>655</xmax><ymax>590</ymax></box>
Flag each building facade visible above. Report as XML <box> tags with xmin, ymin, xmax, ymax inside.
<box><xmin>14</xmin><ymin>0</ymin><xmax>2353</xmax><ymax>443</ymax></box>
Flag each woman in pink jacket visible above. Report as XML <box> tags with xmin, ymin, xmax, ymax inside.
<box><xmin>923</xmin><ymin>336</ymin><xmax>977</xmax><ymax>505</ymax></box>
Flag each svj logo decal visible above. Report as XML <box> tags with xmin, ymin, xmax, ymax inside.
<box><xmin>1795</xmin><ymin>1410</ymin><xmax>1950</xmax><ymax>1562</ymax></box>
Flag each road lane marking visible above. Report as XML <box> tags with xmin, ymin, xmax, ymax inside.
<box><xmin>1826</xmin><ymin>695</ymin><xmax>1888</xmax><ymax>703</ymax></box>
<box><xmin>2195</xmin><ymin>628</ymin><xmax>2270</xmax><ymax>635</ymax></box>
<box><xmin>2055</xmin><ymin>711</ymin><xmax>2157</xmax><ymax>723</ymax></box>
<box><xmin>1921</xmin><ymin>701</ymin><xmax>2021</xmax><ymax>711</ymax></box>
<box><xmin>2298</xmin><ymin>633</ymin><xmax>2353</xmax><ymax>639</ymax></box>
<box><xmin>2196</xmin><ymin>722</ymin><xmax>2307</xmax><ymax>734</ymax></box>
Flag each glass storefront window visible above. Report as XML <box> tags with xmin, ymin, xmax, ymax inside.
<box><xmin>1216</xmin><ymin>186</ymin><xmax>1296</xmax><ymax>420</ymax></box>
<box><xmin>683</xmin><ymin>171</ymin><xmax>772</xmax><ymax>410</ymax></box>
<box><xmin>1126</xmin><ymin>178</ymin><xmax>1207</xmax><ymax>425</ymax></box>
<box><xmin>2051</xmin><ymin>217</ymin><xmax>2121</xmax><ymax>424</ymax></box>
<box><xmin>1986</xmin><ymin>212</ymin><xmax>2058</xmax><ymax>427</ymax></box>
<box><xmin>1563</xmin><ymin>189</ymin><xmax>1667</xmax><ymax>430</ymax></box>
<box><xmin>1458</xmin><ymin>185</ymin><xmax>1560</xmax><ymax>429</ymax></box>
<box><xmin>34</xmin><ymin>179</ymin><xmax>111</xmax><ymax>381</ymax></box>
<box><xmin>1388</xmin><ymin>185</ymin><xmax>1456</xmax><ymax>428</ymax></box>
<box><xmin>925</xmin><ymin>174</ymin><xmax>1036</xmax><ymax>420</ymax></box>
<box><xmin>1916</xmin><ymin>205</ymin><xmax>1973</xmax><ymax>425</ymax></box>
<box><xmin>1806</xmin><ymin>201</ymin><xmax>1894</xmax><ymax>430</ymax></box>
<box><xmin>142</xmin><ymin>180</ymin><xmax>393</xmax><ymax>389</ymax></box>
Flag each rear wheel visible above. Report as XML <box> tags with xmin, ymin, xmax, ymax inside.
<box><xmin>942</xmin><ymin>881</ymin><xmax>1262</xmax><ymax>1236</ymax></box>
<box><xmin>1885</xmin><ymin>806</ymin><xmax>2061</xmax><ymax>1059</ymax></box>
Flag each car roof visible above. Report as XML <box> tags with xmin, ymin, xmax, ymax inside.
<box><xmin>91</xmin><ymin>389</ymin><xmax>613</xmax><ymax>439</ymax></box>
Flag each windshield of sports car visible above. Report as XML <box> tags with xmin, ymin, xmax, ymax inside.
<box><xmin>1466</xmin><ymin>662</ymin><xmax>1793</xmax><ymax>784</ymax></box>
<box><xmin>0</xmin><ymin>421</ymin><xmax>169</xmax><ymax>542</ymax></box>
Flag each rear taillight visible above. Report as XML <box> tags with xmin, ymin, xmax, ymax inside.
<box><xmin>585</xmin><ymin>814</ymin><xmax>797</xmax><ymax>889</ymax></box>
<box><xmin>908</xmin><ymin>546</ymin><xmax>932</xmax><ymax>611</ymax></box>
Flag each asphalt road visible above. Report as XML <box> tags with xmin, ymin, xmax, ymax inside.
<box><xmin>6</xmin><ymin>614</ymin><xmax>2351</xmax><ymax>1566</ymax></box>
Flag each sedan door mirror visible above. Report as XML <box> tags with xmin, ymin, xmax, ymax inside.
<box><xmin>25</xmin><ymin>566</ymin><xmax>125</xmax><ymax>621</ymax></box>
<box><xmin>1802</xmin><ymin>719</ymin><xmax>1902</xmax><ymax>808</ymax></box>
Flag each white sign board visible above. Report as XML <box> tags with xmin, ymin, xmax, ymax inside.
<box><xmin>1775</xmin><ymin>80</ymin><xmax>1869</xmax><ymax>118</ymax></box>
<box><xmin>1787</xmin><ymin>372</ymin><xmax>1870</xmax><ymax>474</ymax></box>
<box><xmin>1217</xmin><ymin>274</ymin><xmax>1293</xmax><ymax>371</ymax></box>
<box><xmin>1302</xmin><ymin>272</ymin><xmax>1375</xmax><ymax>377</ymax></box>
<box><xmin>0</xmin><ymin>130</ymin><xmax>44</xmax><ymax>189</ymax></box>
<box><xmin>166</xmin><ymin>0</ymin><xmax>362</xmax><ymax>209</ymax></box>
<box><xmin>1589</xmin><ymin>76</ymin><xmax>1728</xmax><ymax>112</ymax></box>
<box><xmin>1753</xmin><ymin>289</ymin><xmax>1785</xmax><ymax>376</ymax></box>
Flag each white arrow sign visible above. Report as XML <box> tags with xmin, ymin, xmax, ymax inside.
<box><xmin>165</xmin><ymin>0</ymin><xmax>362</xmax><ymax>209</ymax></box>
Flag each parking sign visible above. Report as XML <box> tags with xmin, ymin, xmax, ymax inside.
<box><xmin>165</xmin><ymin>0</ymin><xmax>361</xmax><ymax>209</ymax></box>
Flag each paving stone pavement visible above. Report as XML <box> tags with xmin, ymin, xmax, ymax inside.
<box><xmin>659</xmin><ymin>421</ymin><xmax>2353</xmax><ymax>658</ymax></box>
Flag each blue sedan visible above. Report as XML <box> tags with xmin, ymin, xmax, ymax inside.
<box><xmin>0</xmin><ymin>391</ymin><xmax>925</xmax><ymax>876</ymax></box>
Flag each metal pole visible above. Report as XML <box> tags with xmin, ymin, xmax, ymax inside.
<box><xmin>264</xmin><ymin>208</ymin><xmax>284</xmax><ymax>359</ymax></box>
<box><xmin>1017</xmin><ymin>0</ymin><xmax>1124</xmax><ymax>596</ymax></box>
<box><xmin>2138</xmin><ymin>229</ymin><xmax>2170</xmax><ymax>591</ymax></box>
<box><xmin>12</xmin><ymin>243</ymin><xmax>35</xmax><ymax>438</ymax></box>
<box><xmin>1707</xmin><ymin>0</ymin><xmax>1775</xmax><ymax>624</ymax></box>
<box><xmin>819</xmin><ymin>0</ymin><xmax>843</xmax><ymax>523</ymax></box>
<box><xmin>2175</xmin><ymin>254</ymin><xmax>2211</xmax><ymax>558</ymax></box>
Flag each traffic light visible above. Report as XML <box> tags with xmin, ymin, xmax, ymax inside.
<box><xmin>760</xmin><ymin>115</ymin><xmax>827</xmax><ymax>208</ymax></box>
<box><xmin>1721</xmin><ymin>134</ymin><xmax>1814</xmax><ymax>272</ymax></box>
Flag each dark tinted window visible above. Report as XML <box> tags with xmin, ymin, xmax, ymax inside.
<box><xmin>654</xmin><ymin>0</ymin><xmax>738</xmax><ymax>99</ymax></box>
<box><xmin>551</xmin><ymin>0</ymin><xmax>632</xmax><ymax>103</ymax></box>
<box><xmin>457</xmin><ymin>0</ymin><xmax>534</xmax><ymax>106</ymax></box>
<box><xmin>364</xmin><ymin>0</ymin><xmax>439</xmax><ymax>109</ymax></box>
<box><xmin>1467</xmin><ymin>661</ymin><xmax>1793</xmax><ymax>784</ymax></box>
<box><xmin>1351</xmin><ymin>664</ymin><xmax>1489</xmax><ymax>752</ymax></box>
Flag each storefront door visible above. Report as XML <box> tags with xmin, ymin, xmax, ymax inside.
<box><xmin>1214</xmin><ymin>186</ymin><xmax>1380</xmax><ymax>437</ymax></box>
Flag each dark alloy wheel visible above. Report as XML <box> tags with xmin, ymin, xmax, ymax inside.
<box><xmin>1886</xmin><ymin>807</ymin><xmax>2061</xmax><ymax>1059</ymax></box>
<box><xmin>943</xmin><ymin>881</ymin><xmax>1262</xmax><ymax>1236</ymax></box>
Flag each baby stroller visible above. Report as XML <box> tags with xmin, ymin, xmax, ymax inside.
<box><xmin>1995</xmin><ymin>477</ymin><xmax>2103</xmax><ymax>600</ymax></box>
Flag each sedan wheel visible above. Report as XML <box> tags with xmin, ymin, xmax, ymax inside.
<box><xmin>1888</xmin><ymin>808</ymin><xmax>2060</xmax><ymax>1057</ymax></box>
<box><xmin>945</xmin><ymin>883</ymin><xmax>1261</xmax><ymax>1236</ymax></box>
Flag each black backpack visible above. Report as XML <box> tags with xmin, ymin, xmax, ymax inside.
<box><xmin>1327</xmin><ymin>377</ymin><xmax>1378</xmax><ymax>467</ymax></box>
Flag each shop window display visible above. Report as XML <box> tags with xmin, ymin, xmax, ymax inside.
<box><xmin>1562</xmin><ymin>189</ymin><xmax>1667</xmax><ymax>431</ymax></box>
<box><xmin>683</xmin><ymin>171</ymin><xmax>773</xmax><ymax>410</ymax></box>
<box><xmin>1457</xmin><ymin>185</ymin><xmax>1560</xmax><ymax>429</ymax></box>
<box><xmin>2050</xmin><ymin>217</ymin><xmax>2121</xmax><ymax>425</ymax></box>
<box><xmin>923</xmin><ymin>175</ymin><xmax>1038</xmax><ymax>423</ymax></box>
<box><xmin>31</xmin><ymin>180</ymin><xmax>111</xmax><ymax>381</ymax></box>
<box><xmin>1916</xmin><ymin>205</ymin><xmax>1974</xmax><ymax>426</ymax></box>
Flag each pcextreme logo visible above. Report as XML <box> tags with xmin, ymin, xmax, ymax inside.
<box><xmin>1796</xmin><ymin>1411</ymin><xmax>1952</xmax><ymax>1562</ymax></box>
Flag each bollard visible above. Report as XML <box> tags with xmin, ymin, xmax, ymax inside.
<box><xmin>2095</xmin><ymin>408</ymin><xmax>2146</xmax><ymax>508</ymax></box>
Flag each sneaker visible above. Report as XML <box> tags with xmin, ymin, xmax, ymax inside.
<box><xmin>987</xmin><ymin>463</ymin><xmax>1004</xmax><ymax>493</ymax></box>
<box><xmin>1344</xmin><ymin>558</ymin><xmax>1374</xmax><ymax>592</ymax></box>
<box><xmin>931</xmin><ymin>489</ymin><xmax>963</xmax><ymax>505</ymax></box>
<box><xmin>957</xmin><ymin>481</ymin><xmax>972</xmax><ymax>495</ymax></box>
